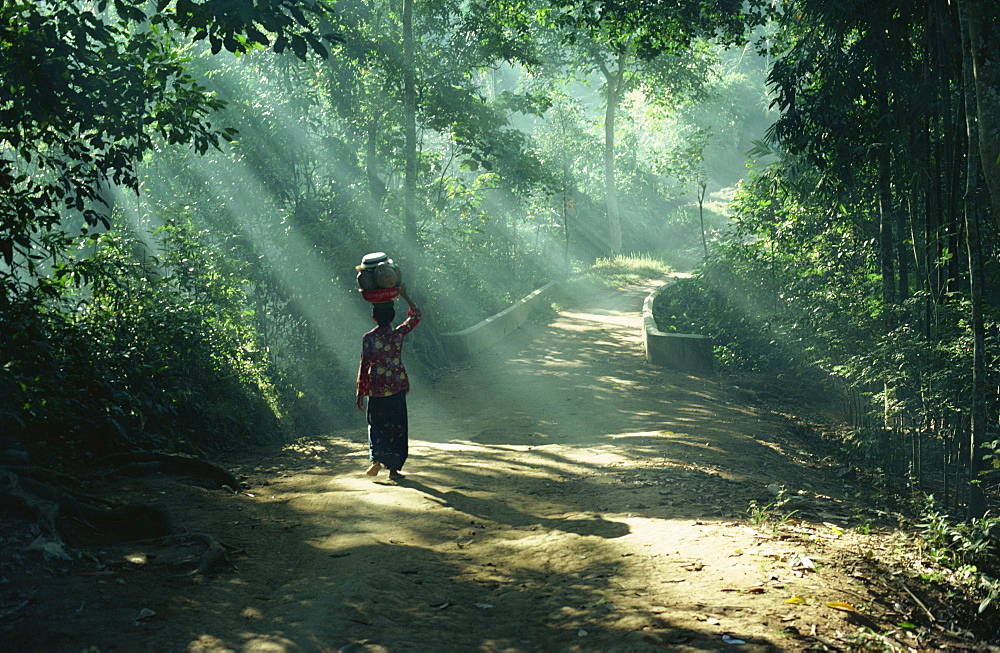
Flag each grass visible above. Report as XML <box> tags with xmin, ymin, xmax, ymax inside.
<box><xmin>576</xmin><ymin>254</ymin><xmax>672</xmax><ymax>289</ymax></box>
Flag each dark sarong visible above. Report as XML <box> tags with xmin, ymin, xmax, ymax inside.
<box><xmin>366</xmin><ymin>391</ymin><xmax>408</xmax><ymax>471</ymax></box>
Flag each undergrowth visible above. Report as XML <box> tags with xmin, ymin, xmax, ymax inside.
<box><xmin>915</xmin><ymin>496</ymin><xmax>1000</xmax><ymax>631</ymax></box>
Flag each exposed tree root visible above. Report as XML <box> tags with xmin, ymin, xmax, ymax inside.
<box><xmin>0</xmin><ymin>470</ymin><xmax>61</xmax><ymax>538</ymax></box>
<box><xmin>97</xmin><ymin>452</ymin><xmax>243</xmax><ymax>491</ymax></box>
<box><xmin>2</xmin><ymin>453</ymin><xmax>246</xmax><ymax>580</ymax></box>
<box><xmin>0</xmin><ymin>469</ymin><xmax>171</xmax><ymax>542</ymax></box>
<box><xmin>133</xmin><ymin>533</ymin><xmax>244</xmax><ymax>576</ymax></box>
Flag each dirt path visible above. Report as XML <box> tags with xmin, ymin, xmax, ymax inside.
<box><xmin>4</xmin><ymin>281</ymin><xmax>917</xmax><ymax>652</ymax></box>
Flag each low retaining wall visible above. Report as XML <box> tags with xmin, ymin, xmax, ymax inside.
<box><xmin>642</xmin><ymin>289</ymin><xmax>714</xmax><ymax>374</ymax></box>
<box><xmin>441</xmin><ymin>281</ymin><xmax>558</xmax><ymax>360</ymax></box>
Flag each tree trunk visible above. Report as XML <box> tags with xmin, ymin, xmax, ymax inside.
<box><xmin>878</xmin><ymin>183</ymin><xmax>897</xmax><ymax>308</ymax></box>
<box><xmin>959</xmin><ymin>0</ymin><xmax>989</xmax><ymax>519</ymax></box>
<box><xmin>366</xmin><ymin>120</ymin><xmax>387</xmax><ymax>206</ymax></box>
<box><xmin>876</xmin><ymin>88</ymin><xmax>896</xmax><ymax>309</ymax></box>
<box><xmin>402</xmin><ymin>0</ymin><xmax>417</xmax><ymax>242</ymax></box>
<box><xmin>603</xmin><ymin>52</ymin><xmax>627</xmax><ymax>255</ymax></box>
<box><xmin>961</xmin><ymin>0</ymin><xmax>1000</xmax><ymax>219</ymax></box>
<box><xmin>698</xmin><ymin>182</ymin><xmax>708</xmax><ymax>258</ymax></box>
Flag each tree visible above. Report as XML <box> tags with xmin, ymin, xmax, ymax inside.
<box><xmin>318</xmin><ymin>0</ymin><xmax>547</xmax><ymax>251</ymax></box>
<box><xmin>959</xmin><ymin>0</ymin><xmax>1000</xmax><ymax>217</ymax></box>
<box><xmin>957</xmin><ymin>0</ymin><xmax>997</xmax><ymax>519</ymax></box>
<box><xmin>713</xmin><ymin>0</ymin><xmax>1000</xmax><ymax>518</ymax></box>
<box><xmin>402</xmin><ymin>0</ymin><xmax>417</xmax><ymax>241</ymax></box>
<box><xmin>538</xmin><ymin>0</ymin><xmax>757</xmax><ymax>254</ymax></box>
<box><xmin>0</xmin><ymin>0</ymin><xmax>333</xmax><ymax>297</ymax></box>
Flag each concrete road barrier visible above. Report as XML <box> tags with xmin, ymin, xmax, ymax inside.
<box><xmin>643</xmin><ymin>289</ymin><xmax>714</xmax><ymax>374</ymax></box>
<box><xmin>441</xmin><ymin>281</ymin><xmax>558</xmax><ymax>360</ymax></box>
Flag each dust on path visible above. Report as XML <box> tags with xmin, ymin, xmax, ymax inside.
<box><xmin>189</xmin><ymin>279</ymin><xmax>877</xmax><ymax>652</ymax></box>
<box><xmin>8</xmin><ymin>280</ymin><xmax>888</xmax><ymax>652</ymax></box>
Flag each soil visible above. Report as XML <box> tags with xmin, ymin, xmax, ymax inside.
<box><xmin>0</xmin><ymin>279</ymin><xmax>985</xmax><ymax>651</ymax></box>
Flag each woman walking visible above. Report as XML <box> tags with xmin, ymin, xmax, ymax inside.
<box><xmin>356</xmin><ymin>284</ymin><xmax>420</xmax><ymax>481</ymax></box>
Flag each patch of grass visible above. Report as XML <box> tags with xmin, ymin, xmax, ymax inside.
<box><xmin>577</xmin><ymin>254</ymin><xmax>672</xmax><ymax>289</ymax></box>
<box><xmin>746</xmin><ymin>487</ymin><xmax>801</xmax><ymax>532</ymax></box>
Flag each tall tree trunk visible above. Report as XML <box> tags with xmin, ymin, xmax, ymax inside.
<box><xmin>878</xmin><ymin>164</ymin><xmax>897</xmax><ymax>308</ymax></box>
<box><xmin>961</xmin><ymin>0</ymin><xmax>1000</xmax><ymax>218</ymax></box>
<box><xmin>366</xmin><ymin>120</ymin><xmax>387</xmax><ymax>206</ymax></box>
<box><xmin>562</xmin><ymin>119</ymin><xmax>571</xmax><ymax>268</ymax></box>
<box><xmin>698</xmin><ymin>181</ymin><xmax>708</xmax><ymax>258</ymax></box>
<box><xmin>959</xmin><ymin>0</ymin><xmax>989</xmax><ymax>519</ymax></box>
<box><xmin>402</xmin><ymin>0</ymin><xmax>417</xmax><ymax>242</ymax></box>
<box><xmin>601</xmin><ymin>51</ymin><xmax>627</xmax><ymax>255</ymax></box>
<box><xmin>895</xmin><ymin>208</ymin><xmax>909</xmax><ymax>302</ymax></box>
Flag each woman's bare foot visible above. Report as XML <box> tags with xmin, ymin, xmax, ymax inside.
<box><xmin>388</xmin><ymin>470</ymin><xmax>405</xmax><ymax>481</ymax></box>
<box><xmin>365</xmin><ymin>462</ymin><xmax>382</xmax><ymax>476</ymax></box>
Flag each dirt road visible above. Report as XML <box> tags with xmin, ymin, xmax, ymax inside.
<box><xmin>5</xmin><ymin>280</ymin><xmax>907</xmax><ymax>652</ymax></box>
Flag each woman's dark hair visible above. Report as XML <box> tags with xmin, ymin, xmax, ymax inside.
<box><xmin>372</xmin><ymin>304</ymin><xmax>395</xmax><ymax>328</ymax></box>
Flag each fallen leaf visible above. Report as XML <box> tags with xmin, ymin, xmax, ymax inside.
<box><xmin>785</xmin><ymin>596</ymin><xmax>808</xmax><ymax>604</ymax></box>
<box><xmin>826</xmin><ymin>601</ymin><xmax>856</xmax><ymax>612</ymax></box>
<box><xmin>788</xmin><ymin>553</ymin><xmax>815</xmax><ymax>570</ymax></box>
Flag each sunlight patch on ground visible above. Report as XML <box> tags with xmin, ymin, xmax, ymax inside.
<box><xmin>604</xmin><ymin>430</ymin><xmax>674</xmax><ymax>440</ymax></box>
<box><xmin>411</xmin><ymin>440</ymin><xmax>489</xmax><ymax>453</ymax></box>
<box><xmin>559</xmin><ymin>311</ymin><xmax>641</xmax><ymax>329</ymax></box>
<box><xmin>596</xmin><ymin>374</ymin><xmax>636</xmax><ymax>387</ymax></box>
<box><xmin>525</xmin><ymin>357</ymin><xmax>588</xmax><ymax>369</ymax></box>
<box><xmin>550</xmin><ymin>319</ymin><xmax>610</xmax><ymax>333</ymax></box>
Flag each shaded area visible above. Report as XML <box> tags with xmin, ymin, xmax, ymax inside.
<box><xmin>2</xmin><ymin>281</ymin><xmax>907</xmax><ymax>652</ymax></box>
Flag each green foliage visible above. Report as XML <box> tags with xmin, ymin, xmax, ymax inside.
<box><xmin>0</xmin><ymin>0</ymin><xmax>782</xmax><ymax>467</ymax></box>
<box><xmin>0</xmin><ymin>0</ymin><xmax>332</xmax><ymax>289</ymax></box>
<box><xmin>0</xmin><ymin>221</ymin><xmax>284</xmax><ymax>456</ymax></box>
<box><xmin>746</xmin><ymin>489</ymin><xmax>799</xmax><ymax>531</ymax></box>
<box><xmin>539</xmin><ymin>0</ymin><xmax>756</xmax><ymax>58</ymax></box>
<box><xmin>917</xmin><ymin>496</ymin><xmax>1000</xmax><ymax>618</ymax></box>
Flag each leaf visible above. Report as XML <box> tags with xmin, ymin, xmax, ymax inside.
<box><xmin>826</xmin><ymin>601</ymin><xmax>856</xmax><ymax>612</ymax></box>
<box><xmin>785</xmin><ymin>596</ymin><xmax>807</xmax><ymax>604</ymax></box>
<box><xmin>788</xmin><ymin>553</ymin><xmax>815</xmax><ymax>570</ymax></box>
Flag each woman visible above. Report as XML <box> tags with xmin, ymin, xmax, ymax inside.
<box><xmin>356</xmin><ymin>284</ymin><xmax>420</xmax><ymax>481</ymax></box>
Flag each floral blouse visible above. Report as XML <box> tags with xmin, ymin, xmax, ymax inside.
<box><xmin>357</xmin><ymin>307</ymin><xmax>421</xmax><ymax>398</ymax></box>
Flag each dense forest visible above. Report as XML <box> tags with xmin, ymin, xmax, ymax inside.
<box><xmin>3</xmin><ymin>0</ymin><xmax>1000</xmax><ymax>641</ymax></box>
<box><xmin>1</xmin><ymin>0</ymin><xmax>772</xmax><ymax>454</ymax></box>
